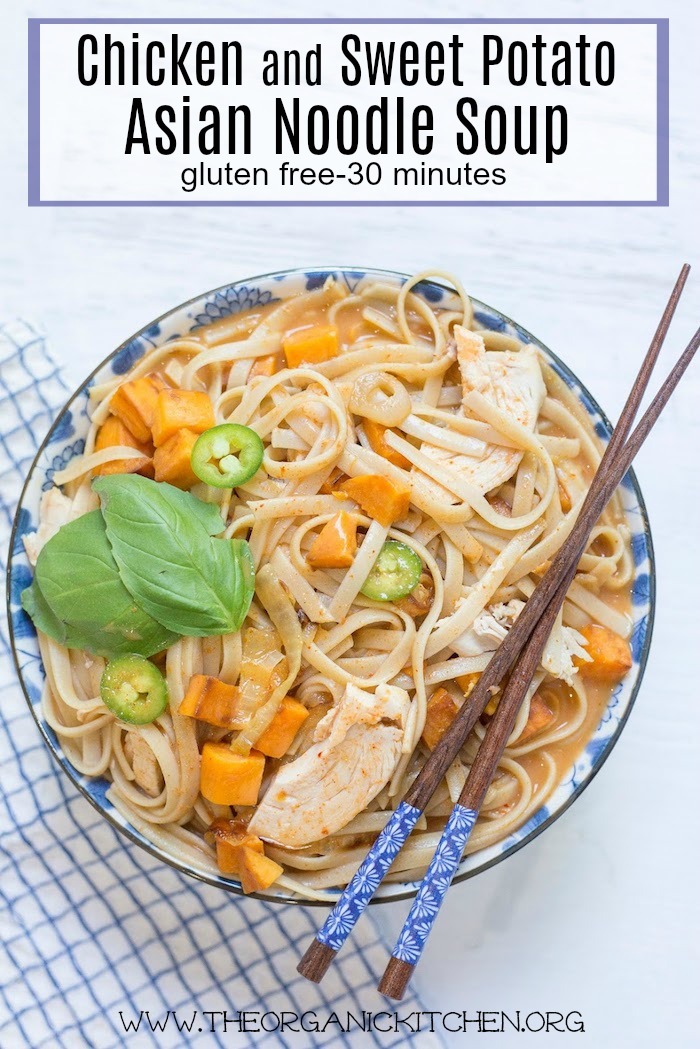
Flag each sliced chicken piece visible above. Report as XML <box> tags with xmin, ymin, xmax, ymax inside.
<box><xmin>23</xmin><ymin>487</ymin><xmax>73</xmax><ymax>565</ymax></box>
<box><xmin>248</xmin><ymin>683</ymin><xmax>410</xmax><ymax>849</ymax></box>
<box><xmin>416</xmin><ymin>327</ymin><xmax>546</xmax><ymax>500</ymax></box>
<box><xmin>450</xmin><ymin>598</ymin><xmax>590</xmax><ymax>686</ymax></box>
<box><xmin>124</xmin><ymin>733</ymin><xmax>164</xmax><ymax>798</ymax></box>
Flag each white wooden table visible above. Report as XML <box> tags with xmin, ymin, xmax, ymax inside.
<box><xmin>2</xmin><ymin>0</ymin><xmax>699</xmax><ymax>1045</ymax></box>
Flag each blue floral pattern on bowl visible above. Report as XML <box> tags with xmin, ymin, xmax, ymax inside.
<box><xmin>189</xmin><ymin>283</ymin><xmax>279</xmax><ymax>329</ymax></box>
<box><xmin>7</xmin><ymin>268</ymin><xmax>654</xmax><ymax>905</ymax></box>
<box><xmin>43</xmin><ymin>439</ymin><xmax>86</xmax><ymax>490</ymax></box>
<box><xmin>112</xmin><ymin>323</ymin><xmax>161</xmax><ymax>374</ymax></box>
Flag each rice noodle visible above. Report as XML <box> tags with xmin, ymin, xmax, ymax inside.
<box><xmin>34</xmin><ymin>272</ymin><xmax>633</xmax><ymax>901</ymax></box>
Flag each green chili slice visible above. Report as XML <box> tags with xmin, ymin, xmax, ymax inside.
<box><xmin>100</xmin><ymin>654</ymin><xmax>169</xmax><ymax>724</ymax></box>
<box><xmin>360</xmin><ymin>540</ymin><xmax>423</xmax><ymax>602</ymax></box>
<box><xmin>191</xmin><ymin>424</ymin><xmax>264</xmax><ymax>489</ymax></box>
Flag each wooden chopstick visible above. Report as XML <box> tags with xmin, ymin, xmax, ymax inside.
<box><xmin>378</xmin><ymin>296</ymin><xmax>700</xmax><ymax>999</ymax></box>
<box><xmin>297</xmin><ymin>265</ymin><xmax>691</xmax><ymax>986</ymax></box>
<box><xmin>377</xmin><ymin>569</ymin><xmax>577</xmax><ymax>999</ymax></box>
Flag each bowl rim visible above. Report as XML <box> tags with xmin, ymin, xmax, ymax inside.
<box><xmin>7</xmin><ymin>265</ymin><xmax>656</xmax><ymax>906</ymax></box>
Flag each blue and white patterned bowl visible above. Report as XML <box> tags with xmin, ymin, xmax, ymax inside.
<box><xmin>7</xmin><ymin>268</ymin><xmax>654</xmax><ymax>904</ymax></box>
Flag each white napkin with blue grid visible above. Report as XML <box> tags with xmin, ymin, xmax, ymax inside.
<box><xmin>0</xmin><ymin>321</ymin><xmax>441</xmax><ymax>1049</ymax></box>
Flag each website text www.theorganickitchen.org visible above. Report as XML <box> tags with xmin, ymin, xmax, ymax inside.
<box><xmin>117</xmin><ymin>1009</ymin><xmax>586</xmax><ymax>1036</ymax></box>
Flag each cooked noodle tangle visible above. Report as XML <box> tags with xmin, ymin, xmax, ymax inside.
<box><xmin>37</xmin><ymin>274</ymin><xmax>632</xmax><ymax>900</ymax></box>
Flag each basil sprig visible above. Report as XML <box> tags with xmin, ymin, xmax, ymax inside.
<box><xmin>94</xmin><ymin>475</ymin><xmax>254</xmax><ymax>636</ymax></box>
<box><xmin>21</xmin><ymin>477</ymin><xmax>255</xmax><ymax>658</ymax></box>
<box><xmin>22</xmin><ymin>510</ymin><xmax>178</xmax><ymax>658</ymax></box>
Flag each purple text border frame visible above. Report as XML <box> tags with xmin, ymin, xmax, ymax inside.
<box><xmin>27</xmin><ymin>17</ymin><xmax>670</xmax><ymax>208</ymax></box>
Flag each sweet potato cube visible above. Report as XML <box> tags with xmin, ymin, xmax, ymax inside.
<box><xmin>216</xmin><ymin>836</ymin><xmax>264</xmax><ymax>876</ymax></box>
<box><xmin>179</xmin><ymin>674</ymin><xmax>242</xmax><ymax>729</ymax></box>
<box><xmin>110</xmin><ymin>374</ymin><xmax>168</xmax><ymax>444</ymax></box>
<box><xmin>334</xmin><ymin>474</ymin><xmax>411</xmax><ymax>527</ymax></box>
<box><xmin>422</xmin><ymin>687</ymin><xmax>459</xmax><ymax>750</ymax></box>
<box><xmin>93</xmin><ymin>415</ymin><xmax>153</xmax><ymax>477</ymax></box>
<box><xmin>362</xmin><ymin>419</ymin><xmax>411</xmax><ymax>469</ymax></box>
<box><xmin>238</xmin><ymin>846</ymin><xmax>284</xmax><ymax>894</ymax></box>
<box><xmin>255</xmin><ymin>697</ymin><xmax>310</xmax><ymax>759</ymax></box>
<box><xmin>209</xmin><ymin>820</ymin><xmax>265</xmax><ymax>876</ymax></box>
<box><xmin>456</xmin><ymin>673</ymin><xmax>480</xmax><ymax>699</ymax></box>
<box><xmin>306</xmin><ymin>512</ymin><xmax>358</xmax><ymax>570</ymax></box>
<box><xmin>483</xmin><ymin>692</ymin><xmax>500</xmax><ymax>716</ymax></box>
<box><xmin>152</xmin><ymin>389</ymin><xmax>215</xmax><ymax>447</ymax></box>
<box><xmin>457</xmin><ymin>671</ymin><xmax>499</xmax><ymax>715</ymax></box>
<box><xmin>200</xmin><ymin>744</ymin><xmax>265</xmax><ymax>807</ymax></box>
<box><xmin>153</xmin><ymin>428</ymin><xmax>199</xmax><ymax>489</ymax></box>
<box><xmin>517</xmin><ymin>693</ymin><xmax>556</xmax><ymax>744</ymax></box>
<box><xmin>574</xmin><ymin>624</ymin><xmax>633</xmax><ymax>681</ymax></box>
<box><xmin>249</xmin><ymin>353</ymin><xmax>283</xmax><ymax>379</ymax></box>
<box><xmin>282</xmin><ymin>324</ymin><xmax>339</xmax><ymax>369</ymax></box>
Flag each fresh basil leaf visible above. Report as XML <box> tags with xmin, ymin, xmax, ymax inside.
<box><xmin>94</xmin><ymin>474</ymin><xmax>226</xmax><ymax>534</ymax></box>
<box><xmin>29</xmin><ymin>510</ymin><xmax>179</xmax><ymax>658</ymax></box>
<box><xmin>143</xmin><ymin>477</ymin><xmax>226</xmax><ymax>536</ymax></box>
<box><xmin>94</xmin><ymin>475</ymin><xmax>255</xmax><ymax>636</ymax></box>
<box><xmin>21</xmin><ymin>579</ymin><xmax>67</xmax><ymax>645</ymax></box>
<box><xmin>23</xmin><ymin>572</ymin><xmax>141</xmax><ymax>655</ymax></box>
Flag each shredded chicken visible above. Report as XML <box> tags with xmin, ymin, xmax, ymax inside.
<box><xmin>450</xmin><ymin>599</ymin><xmax>590</xmax><ymax>685</ymax></box>
<box><xmin>22</xmin><ymin>488</ymin><xmax>73</xmax><ymax>565</ymax></box>
<box><xmin>417</xmin><ymin>327</ymin><xmax>546</xmax><ymax>499</ymax></box>
<box><xmin>248</xmin><ymin>682</ymin><xmax>410</xmax><ymax>849</ymax></box>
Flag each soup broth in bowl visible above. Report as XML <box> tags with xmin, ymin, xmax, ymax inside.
<box><xmin>8</xmin><ymin>268</ymin><xmax>653</xmax><ymax>903</ymax></box>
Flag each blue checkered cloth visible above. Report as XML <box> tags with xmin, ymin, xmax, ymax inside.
<box><xmin>0</xmin><ymin>322</ymin><xmax>441</xmax><ymax>1049</ymax></box>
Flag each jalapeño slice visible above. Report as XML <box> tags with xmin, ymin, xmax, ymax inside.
<box><xmin>360</xmin><ymin>540</ymin><xmax>422</xmax><ymax>602</ymax></box>
<box><xmin>191</xmin><ymin>424</ymin><xmax>264</xmax><ymax>489</ymax></box>
<box><xmin>100</xmin><ymin>654</ymin><xmax>169</xmax><ymax>724</ymax></box>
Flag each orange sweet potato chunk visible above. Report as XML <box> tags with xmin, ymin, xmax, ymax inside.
<box><xmin>334</xmin><ymin>474</ymin><xmax>411</xmax><ymax>528</ymax></box>
<box><xmin>200</xmin><ymin>744</ymin><xmax>265</xmax><ymax>807</ymax></box>
<box><xmin>110</xmin><ymin>374</ymin><xmax>168</xmax><ymax>444</ymax></box>
<box><xmin>422</xmin><ymin>687</ymin><xmax>459</xmax><ymax>750</ymax></box>
<box><xmin>93</xmin><ymin>416</ymin><xmax>153</xmax><ymax>477</ymax></box>
<box><xmin>216</xmin><ymin>837</ymin><xmax>263</xmax><ymax>877</ymax></box>
<box><xmin>238</xmin><ymin>847</ymin><xmax>284</xmax><ymax>894</ymax></box>
<box><xmin>249</xmin><ymin>353</ymin><xmax>283</xmax><ymax>379</ymax></box>
<box><xmin>516</xmin><ymin>693</ymin><xmax>556</xmax><ymax>744</ymax></box>
<box><xmin>153</xmin><ymin>428</ymin><xmax>199</xmax><ymax>489</ymax></box>
<box><xmin>306</xmin><ymin>512</ymin><xmax>358</xmax><ymax>570</ymax></box>
<box><xmin>457</xmin><ymin>671</ymin><xmax>500</xmax><ymax>715</ymax></box>
<box><xmin>209</xmin><ymin>819</ymin><xmax>265</xmax><ymax>876</ymax></box>
<box><xmin>282</xmin><ymin>324</ymin><xmax>339</xmax><ymax>368</ymax></box>
<box><xmin>255</xmin><ymin>697</ymin><xmax>310</xmax><ymax>759</ymax></box>
<box><xmin>152</xmin><ymin>389</ymin><xmax>215</xmax><ymax>447</ymax></box>
<box><xmin>362</xmin><ymin>419</ymin><xmax>411</xmax><ymax>469</ymax></box>
<box><xmin>179</xmin><ymin>674</ymin><xmax>242</xmax><ymax>729</ymax></box>
<box><xmin>574</xmin><ymin>624</ymin><xmax>633</xmax><ymax>682</ymax></box>
<box><xmin>456</xmin><ymin>673</ymin><xmax>480</xmax><ymax>699</ymax></box>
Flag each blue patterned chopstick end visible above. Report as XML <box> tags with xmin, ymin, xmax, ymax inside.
<box><xmin>317</xmin><ymin>801</ymin><xmax>422</xmax><ymax>952</ymax></box>
<box><xmin>392</xmin><ymin>804</ymin><xmax>478</xmax><ymax>967</ymax></box>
